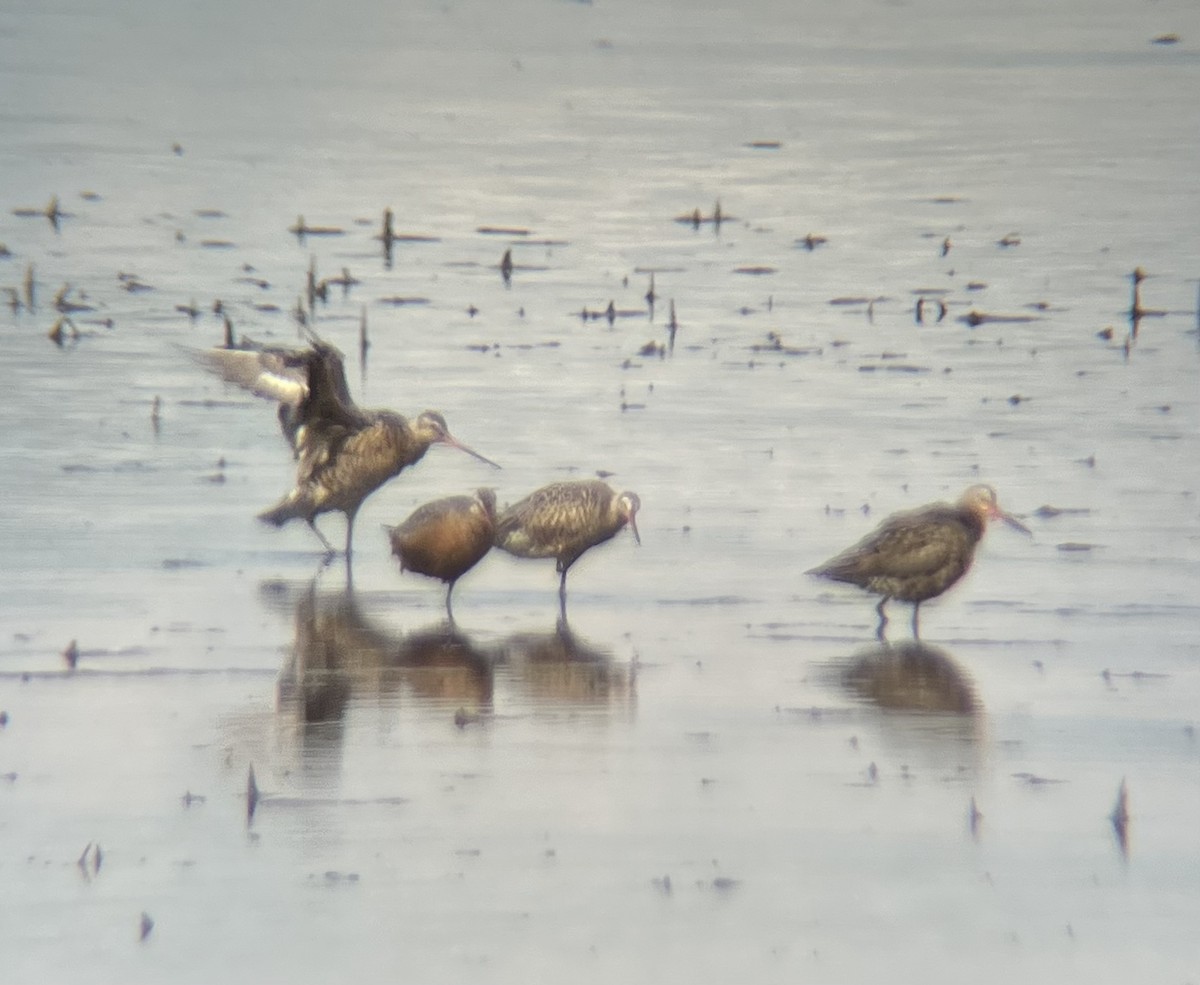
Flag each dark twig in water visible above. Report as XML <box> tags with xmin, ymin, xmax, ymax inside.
<box><xmin>13</xmin><ymin>195</ymin><xmax>66</xmax><ymax>229</ymax></box>
<box><xmin>306</xmin><ymin>256</ymin><xmax>318</xmax><ymax>311</ymax></box>
<box><xmin>247</xmin><ymin>764</ymin><xmax>259</xmax><ymax>824</ymax></box>
<box><xmin>1129</xmin><ymin>267</ymin><xmax>1166</xmax><ymax>337</ymax></box>
<box><xmin>381</xmin><ymin>207</ymin><xmax>395</xmax><ymax>267</ymax></box>
<box><xmin>676</xmin><ymin>200</ymin><xmax>733</xmax><ymax>231</ymax></box>
<box><xmin>77</xmin><ymin>842</ymin><xmax>93</xmax><ymax>876</ymax></box>
<box><xmin>359</xmin><ymin>305</ymin><xmax>369</xmax><ymax>379</ymax></box>
<box><xmin>289</xmin><ymin>215</ymin><xmax>344</xmax><ymax>241</ymax></box>
<box><xmin>1110</xmin><ymin>778</ymin><xmax>1130</xmax><ymax>857</ymax></box>
<box><xmin>48</xmin><ymin>317</ymin><xmax>80</xmax><ymax>347</ymax></box>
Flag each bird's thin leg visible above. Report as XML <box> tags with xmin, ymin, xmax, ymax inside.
<box><xmin>875</xmin><ymin>597</ymin><xmax>890</xmax><ymax>642</ymax></box>
<box><xmin>344</xmin><ymin>507</ymin><xmax>359</xmax><ymax>560</ymax></box>
<box><xmin>445</xmin><ymin>582</ymin><xmax>456</xmax><ymax>625</ymax></box>
<box><xmin>911</xmin><ymin>602</ymin><xmax>921</xmax><ymax>639</ymax></box>
<box><xmin>557</xmin><ymin>569</ymin><xmax>569</xmax><ymax>617</ymax></box>
<box><xmin>307</xmin><ymin>518</ymin><xmax>336</xmax><ymax>557</ymax></box>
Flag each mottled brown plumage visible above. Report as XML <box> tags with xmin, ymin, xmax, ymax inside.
<box><xmin>808</xmin><ymin>484</ymin><xmax>1029</xmax><ymax>638</ymax></box>
<box><xmin>493</xmin><ymin>479</ymin><xmax>641</xmax><ymax>606</ymax></box>
<box><xmin>196</xmin><ymin>338</ymin><xmax>499</xmax><ymax>557</ymax></box>
<box><xmin>387</xmin><ymin>489</ymin><xmax>497</xmax><ymax>619</ymax></box>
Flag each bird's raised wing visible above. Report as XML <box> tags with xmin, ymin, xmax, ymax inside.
<box><xmin>191</xmin><ymin>343</ymin><xmax>309</xmax><ymax>407</ymax></box>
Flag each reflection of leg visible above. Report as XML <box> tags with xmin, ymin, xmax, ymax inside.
<box><xmin>911</xmin><ymin>602</ymin><xmax>921</xmax><ymax>638</ymax></box>
<box><xmin>875</xmin><ymin>597</ymin><xmax>889</xmax><ymax>642</ymax></box>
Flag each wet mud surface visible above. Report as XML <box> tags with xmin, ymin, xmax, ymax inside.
<box><xmin>2</xmin><ymin>0</ymin><xmax>1199</xmax><ymax>981</ymax></box>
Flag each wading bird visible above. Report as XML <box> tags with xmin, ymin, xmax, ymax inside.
<box><xmin>196</xmin><ymin>338</ymin><xmax>499</xmax><ymax>559</ymax></box>
<box><xmin>387</xmin><ymin>489</ymin><xmax>497</xmax><ymax>619</ymax></box>
<box><xmin>493</xmin><ymin>479</ymin><xmax>640</xmax><ymax>608</ymax></box>
<box><xmin>808</xmin><ymin>484</ymin><xmax>1030</xmax><ymax>639</ymax></box>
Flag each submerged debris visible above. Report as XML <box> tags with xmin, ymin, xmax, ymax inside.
<box><xmin>968</xmin><ymin>797</ymin><xmax>983</xmax><ymax>839</ymax></box>
<box><xmin>247</xmin><ymin>764</ymin><xmax>260</xmax><ymax>824</ymax></box>
<box><xmin>1110</xmin><ymin>778</ymin><xmax>1130</xmax><ymax>857</ymax></box>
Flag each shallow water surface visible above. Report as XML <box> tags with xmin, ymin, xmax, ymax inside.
<box><xmin>1</xmin><ymin>0</ymin><xmax>1199</xmax><ymax>982</ymax></box>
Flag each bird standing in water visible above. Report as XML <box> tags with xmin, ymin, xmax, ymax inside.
<box><xmin>196</xmin><ymin>338</ymin><xmax>500</xmax><ymax>559</ymax></box>
<box><xmin>387</xmin><ymin>489</ymin><xmax>497</xmax><ymax>619</ymax></box>
<box><xmin>807</xmin><ymin>484</ymin><xmax>1030</xmax><ymax>639</ymax></box>
<box><xmin>493</xmin><ymin>479</ymin><xmax>641</xmax><ymax>608</ymax></box>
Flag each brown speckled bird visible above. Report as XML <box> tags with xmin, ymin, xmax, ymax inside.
<box><xmin>808</xmin><ymin>484</ymin><xmax>1029</xmax><ymax>638</ymax></box>
<box><xmin>196</xmin><ymin>338</ymin><xmax>499</xmax><ymax>558</ymax></box>
<box><xmin>387</xmin><ymin>489</ymin><xmax>497</xmax><ymax>619</ymax></box>
<box><xmin>493</xmin><ymin>479</ymin><xmax>641</xmax><ymax>607</ymax></box>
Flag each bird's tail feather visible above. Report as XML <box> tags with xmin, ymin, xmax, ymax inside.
<box><xmin>258</xmin><ymin>495</ymin><xmax>305</xmax><ymax>527</ymax></box>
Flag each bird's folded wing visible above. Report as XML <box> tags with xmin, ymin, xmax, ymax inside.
<box><xmin>861</xmin><ymin>524</ymin><xmax>966</xmax><ymax>577</ymax></box>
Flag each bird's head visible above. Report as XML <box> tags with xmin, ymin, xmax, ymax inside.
<box><xmin>474</xmin><ymin>488</ymin><xmax>498</xmax><ymax>519</ymax></box>
<box><xmin>413</xmin><ymin>411</ymin><xmax>501</xmax><ymax>469</ymax></box>
<box><xmin>961</xmin><ymin>484</ymin><xmax>1030</xmax><ymax>535</ymax></box>
<box><xmin>617</xmin><ymin>491</ymin><xmax>641</xmax><ymax>545</ymax></box>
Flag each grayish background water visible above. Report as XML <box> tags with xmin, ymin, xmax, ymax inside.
<box><xmin>2</xmin><ymin>0</ymin><xmax>1198</xmax><ymax>982</ymax></box>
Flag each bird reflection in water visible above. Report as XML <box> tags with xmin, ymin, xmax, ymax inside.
<box><xmin>269</xmin><ymin>582</ymin><xmax>636</xmax><ymax>735</ymax></box>
<box><xmin>841</xmin><ymin>639</ymin><xmax>979</xmax><ymax>716</ymax></box>
<box><xmin>275</xmin><ymin>584</ymin><xmax>495</xmax><ymax>733</ymax></box>
<box><xmin>496</xmin><ymin>616</ymin><xmax>636</xmax><ymax>714</ymax></box>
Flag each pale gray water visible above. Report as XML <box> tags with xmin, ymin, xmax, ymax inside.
<box><xmin>2</xmin><ymin>0</ymin><xmax>1199</xmax><ymax>982</ymax></box>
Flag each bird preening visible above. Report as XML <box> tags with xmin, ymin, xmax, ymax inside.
<box><xmin>387</xmin><ymin>488</ymin><xmax>498</xmax><ymax>620</ymax></box>
<box><xmin>808</xmin><ymin>484</ymin><xmax>1031</xmax><ymax>640</ymax></box>
<box><xmin>493</xmin><ymin>480</ymin><xmax>641</xmax><ymax>611</ymax></box>
<box><xmin>195</xmin><ymin>336</ymin><xmax>500</xmax><ymax>560</ymax></box>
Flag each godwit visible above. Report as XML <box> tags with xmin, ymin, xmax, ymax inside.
<box><xmin>387</xmin><ymin>489</ymin><xmax>497</xmax><ymax>619</ymax></box>
<box><xmin>808</xmin><ymin>484</ymin><xmax>1029</xmax><ymax>638</ymax></box>
<box><xmin>196</xmin><ymin>338</ymin><xmax>499</xmax><ymax>558</ymax></box>
<box><xmin>493</xmin><ymin>479</ymin><xmax>640</xmax><ymax>607</ymax></box>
